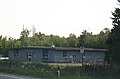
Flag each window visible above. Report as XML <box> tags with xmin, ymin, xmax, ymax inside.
<box><xmin>28</xmin><ymin>53</ymin><xmax>33</xmax><ymax>61</ymax></box>
<box><xmin>42</xmin><ymin>50</ymin><xmax>48</xmax><ymax>60</ymax></box>
<box><xmin>63</xmin><ymin>51</ymin><xmax>67</xmax><ymax>59</ymax></box>
<box><xmin>43</xmin><ymin>53</ymin><xmax>48</xmax><ymax>58</ymax></box>
<box><xmin>14</xmin><ymin>50</ymin><xmax>19</xmax><ymax>58</ymax></box>
<box><xmin>72</xmin><ymin>54</ymin><xmax>76</xmax><ymax>63</ymax></box>
<box><xmin>14</xmin><ymin>52</ymin><xmax>19</xmax><ymax>58</ymax></box>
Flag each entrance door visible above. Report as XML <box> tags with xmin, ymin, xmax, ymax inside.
<box><xmin>28</xmin><ymin>53</ymin><xmax>32</xmax><ymax>61</ymax></box>
<box><xmin>71</xmin><ymin>55</ymin><xmax>76</xmax><ymax>63</ymax></box>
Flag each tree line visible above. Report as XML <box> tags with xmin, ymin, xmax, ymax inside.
<box><xmin>0</xmin><ymin>26</ymin><xmax>110</xmax><ymax>56</ymax></box>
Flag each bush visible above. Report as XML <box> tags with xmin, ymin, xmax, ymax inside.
<box><xmin>0</xmin><ymin>61</ymin><xmax>120</xmax><ymax>79</ymax></box>
<box><xmin>0</xmin><ymin>61</ymin><xmax>57</xmax><ymax>78</ymax></box>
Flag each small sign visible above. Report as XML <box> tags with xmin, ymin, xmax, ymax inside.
<box><xmin>80</xmin><ymin>46</ymin><xmax>84</xmax><ymax>53</ymax></box>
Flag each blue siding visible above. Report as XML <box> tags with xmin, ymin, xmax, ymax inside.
<box><xmin>8</xmin><ymin>47</ymin><xmax>107</xmax><ymax>63</ymax></box>
<box><xmin>20</xmin><ymin>49</ymin><xmax>43</xmax><ymax>61</ymax></box>
<box><xmin>53</xmin><ymin>50</ymin><xmax>81</xmax><ymax>63</ymax></box>
<box><xmin>48</xmin><ymin>50</ymin><xmax>54</xmax><ymax>62</ymax></box>
<box><xmin>15</xmin><ymin>48</ymin><xmax>55</xmax><ymax>62</ymax></box>
<box><xmin>8</xmin><ymin>50</ymin><xmax>14</xmax><ymax>60</ymax></box>
<box><xmin>84</xmin><ymin>52</ymin><xmax>105</xmax><ymax>63</ymax></box>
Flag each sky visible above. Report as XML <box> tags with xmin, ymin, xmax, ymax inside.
<box><xmin>0</xmin><ymin>0</ymin><xmax>119</xmax><ymax>38</ymax></box>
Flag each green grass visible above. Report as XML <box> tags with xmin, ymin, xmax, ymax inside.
<box><xmin>0</xmin><ymin>61</ymin><xmax>57</xmax><ymax>78</ymax></box>
<box><xmin>0</xmin><ymin>61</ymin><xmax>120</xmax><ymax>79</ymax></box>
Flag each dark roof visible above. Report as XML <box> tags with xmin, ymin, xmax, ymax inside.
<box><xmin>55</xmin><ymin>47</ymin><xmax>108</xmax><ymax>52</ymax></box>
<box><xmin>7</xmin><ymin>46</ymin><xmax>108</xmax><ymax>52</ymax></box>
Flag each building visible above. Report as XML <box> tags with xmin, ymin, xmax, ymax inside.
<box><xmin>7</xmin><ymin>46</ymin><xmax>108</xmax><ymax>63</ymax></box>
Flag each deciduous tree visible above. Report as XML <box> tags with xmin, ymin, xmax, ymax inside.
<box><xmin>20</xmin><ymin>27</ymin><xmax>30</xmax><ymax>47</ymax></box>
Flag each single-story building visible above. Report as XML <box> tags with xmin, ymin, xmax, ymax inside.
<box><xmin>7</xmin><ymin>46</ymin><xmax>108</xmax><ymax>63</ymax></box>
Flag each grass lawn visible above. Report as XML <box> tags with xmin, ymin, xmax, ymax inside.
<box><xmin>0</xmin><ymin>61</ymin><xmax>120</xmax><ymax>79</ymax></box>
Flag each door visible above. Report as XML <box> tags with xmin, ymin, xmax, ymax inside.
<box><xmin>71</xmin><ymin>54</ymin><xmax>76</xmax><ymax>63</ymax></box>
<box><xmin>28</xmin><ymin>53</ymin><xmax>33</xmax><ymax>61</ymax></box>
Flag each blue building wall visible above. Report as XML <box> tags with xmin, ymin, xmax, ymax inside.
<box><xmin>8</xmin><ymin>48</ymin><xmax>55</xmax><ymax>62</ymax></box>
<box><xmin>22</xmin><ymin>49</ymin><xmax>43</xmax><ymax>61</ymax></box>
<box><xmin>84</xmin><ymin>52</ymin><xmax>105</xmax><ymax>63</ymax></box>
<box><xmin>8</xmin><ymin>50</ymin><xmax>14</xmax><ymax>60</ymax></box>
<box><xmin>8</xmin><ymin>47</ymin><xmax>107</xmax><ymax>63</ymax></box>
<box><xmin>53</xmin><ymin>50</ymin><xmax>81</xmax><ymax>63</ymax></box>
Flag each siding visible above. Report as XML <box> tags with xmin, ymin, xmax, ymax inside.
<box><xmin>53</xmin><ymin>50</ymin><xmax>81</xmax><ymax>63</ymax></box>
<box><xmin>8</xmin><ymin>47</ymin><xmax>107</xmax><ymax>63</ymax></box>
<box><xmin>20</xmin><ymin>49</ymin><xmax>43</xmax><ymax>61</ymax></box>
<box><xmin>84</xmin><ymin>52</ymin><xmax>105</xmax><ymax>63</ymax></box>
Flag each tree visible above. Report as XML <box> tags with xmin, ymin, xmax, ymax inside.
<box><xmin>59</xmin><ymin>37</ymin><xmax>68</xmax><ymax>47</ymax></box>
<box><xmin>0</xmin><ymin>35</ymin><xmax>3</xmax><ymax>48</ymax></box>
<box><xmin>29</xmin><ymin>33</ymin><xmax>39</xmax><ymax>46</ymax></box>
<box><xmin>98</xmin><ymin>28</ymin><xmax>110</xmax><ymax>48</ymax></box>
<box><xmin>49</xmin><ymin>35</ymin><xmax>67</xmax><ymax>47</ymax></box>
<box><xmin>36</xmin><ymin>32</ymin><xmax>46</xmax><ymax>46</ymax></box>
<box><xmin>6</xmin><ymin>37</ymin><xmax>15</xmax><ymax>48</ymax></box>
<box><xmin>0</xmin><ymin>35</ymin><xmax>8</xmax><ymax>56</ymax></box>
<box><xmin>77</xmin><ymin>30</ymin><xmax>93</xmax><ymax>47</ymax></box>
<box><xmin>14</xmin><ymin>39</ymin><xmax>21</xmax><ymax>47</ymax></box>
<box><xmin>31</xmin><ymin>25</ymin><xmax>36</xmax><ymax>36</ymax></box>
<box><xmin>77</xmin><ymin>30</ymin><xmax>86</xmax><ymax>47</ymax></box>
<box><xmin>67</xmin><ymin>33</ymin><xmax>77</xmax><ymax>47</ymax></box>
<box><xmin>50</xmin><ymin>35</ymin><xmax>61</xmax><ymax>47</ymax></box>
<box><xmin>20</xmin><ymin>27</ymin><xmax>30</xmax><ymax>47</ymax></box>
<box><xmin>107</xmin><ymin>8</ymin><xmax>120</xmax><ymax>64</ymax></box>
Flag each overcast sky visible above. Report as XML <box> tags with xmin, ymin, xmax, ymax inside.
<box><xmin>0</xmin><ymin>0</ymin><xmax>119</xmax><ymax>38</ymax></box>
